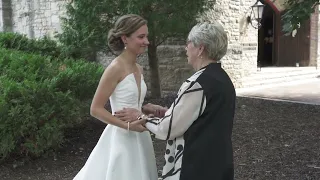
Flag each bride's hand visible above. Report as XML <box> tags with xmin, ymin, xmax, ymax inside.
<box><xmin>115</xmin><ymin>108</ymin><xmax>141</xmax><ymax>122</ymax></box>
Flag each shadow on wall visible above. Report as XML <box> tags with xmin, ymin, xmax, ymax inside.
<box><xmin>239</xmin><ymin>7</ymin><xmax>253</xmax><ymax>38</ymax></box>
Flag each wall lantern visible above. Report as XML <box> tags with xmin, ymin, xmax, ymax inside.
<box><xmin>247</xmin><ymin>0</ymin><xmax>265</xmax><ymax>29</ymax></box>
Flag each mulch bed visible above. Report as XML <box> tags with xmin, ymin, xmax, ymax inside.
<box><xmin>0</xmin><ymin>95</ymin><xmax>319</xmax><ymax>180</ymax></box>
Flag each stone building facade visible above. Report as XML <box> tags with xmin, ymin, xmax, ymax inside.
<box><xmin>1</xmin><ymin>0</ymin><xmax>319</xmax><ymax>92</ymax></box>
<box><xmin>1</xmin><ymin>0</ymin><xmax>66</xmax><ymax>38</ymax></box>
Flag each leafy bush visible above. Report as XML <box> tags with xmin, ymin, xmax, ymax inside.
<box><xmin>0</xmin><ymin>32</ymin><xmax>63</xmax><ymax>59</ymax></box>
<box><xmin>0</xmin><ymin>48</ymin><xmax>104</xmax><ymax>160</ymax></box>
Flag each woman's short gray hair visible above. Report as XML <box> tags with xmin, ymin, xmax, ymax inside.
<box><xmin>187</xmin><ymin>21</ymin><xmax>228</xmax><ymax>61</ymax></box>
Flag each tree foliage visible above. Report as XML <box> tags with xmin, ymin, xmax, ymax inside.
<box><xmin>58</xmin><ymin>0</ymin><xmax>213</xmax><ymax>97</ymax></box>
<box><xmin>282</xmin><ymin>0</ymin><xmax>319</xmax><ymax>35</ymax></box>
<box><xmin>57</xmin><ymin>0</ymin><xmax>118</xmax><ymax>61</ymax></box>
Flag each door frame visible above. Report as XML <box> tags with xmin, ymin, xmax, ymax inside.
<box><xmin>261</xmin><ymin>0</ymin><xmax>281</xmax><ymax>66</ymax></box>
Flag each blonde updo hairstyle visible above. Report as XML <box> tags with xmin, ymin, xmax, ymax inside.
<box><xmin>108</xmin><ymin>14</ymin><xmax>147</xmax><ymax>54</ymax></box>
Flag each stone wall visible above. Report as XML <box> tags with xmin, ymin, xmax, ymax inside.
<box><xmin>310</xmin><ymin>7</ymin><xmax>319</xmax><ymax>67</ymax></box>
<box><xmin>88</xmin><ymin>0</ymin><xmax>262</xmax><ymax>90</ymax></box>
<box><xmin>199</xmin><ymin>1</ymin><xmax>242</xmax><ymax>87</ymax></box>
<box><xmin>0</xmin><ymin>0</ymin><xmax>3</xmax><ymax>31</ymax></box>
<box><xmin>239</xmin><ymin>0</ymin><xmax>259</xmax><ymax>78</ymax></box>
<box><xmin>199</xmin><ymin>0</ymin><xmax>259</xmax><ymax>87</ymax></box>
<box><xmin>10</xmin><ymin>0</ymin><xmax>67</xmax><ymax>38</ymax></box>
<box><xmin>1</xmin><ymin>0</ymin><xmax>13</xmax><ymax>32</ymax></box>
<box><xmin>1</xmin><ymin>0</ymin><xmax>281</xmax><ymax>90</ymax></box>
<box><xmin>97</xmin><ymin>46</ymin><xmax>193</xmax><ymax>92</ymax></box>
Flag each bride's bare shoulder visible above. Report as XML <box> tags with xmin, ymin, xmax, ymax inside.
<box><xmin>107</xmin><ymin>58</ymin><xmax>123</xmax><ymax>69</ymax></box>
<box><xmin>102</xmin><ymin>58</ymin><xmax>125</xmax><ymax>80</ymax></box>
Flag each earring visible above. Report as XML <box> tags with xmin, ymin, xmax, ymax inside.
<box><xmin>124</xmin><ymin>43</ymin><xmax>127</xmax><ymax>50</ymax></box>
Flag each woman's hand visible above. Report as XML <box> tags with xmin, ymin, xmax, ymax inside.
<box><xmin>115</xmin><ymin>108</ymin><xmax>141</xmax><ymax>122</ymax></box>
<box><xmin>115</xmin><ymin>108</ymin><xmax>148</xmax><ymax>132</ymax></box>
<box><xmin>142</xmin><ymin>103</ymin><xmax>168</xmax><ymax>118</ymax></box>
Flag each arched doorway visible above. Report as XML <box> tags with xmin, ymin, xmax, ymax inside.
<box><xmin>257</xmin><ymin>0</ymin><xmax>313</xmax><ymax>67</ymax></box>
<box><xmin>258</xmin><ymin>4</ymin><xmax>275</xmax><ymax>67</ymax></box>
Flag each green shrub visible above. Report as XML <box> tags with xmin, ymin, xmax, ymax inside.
<box><xmin>53</xmin><ymin>59</ymin><xmax>104</xmax><ymax>101</ymax></box>
<box><xmin>0</xmin><ymin>48</ymin><xmax>104</xmax><ymax>160</ymax></box>
<box><xmin>0</xmin><ymin>32</ymin><xmax>63</xmax><ymax>59</ymax></box>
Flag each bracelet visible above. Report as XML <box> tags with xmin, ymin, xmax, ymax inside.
<box><xmin>127</xmin><ymin>122</ymin><xmax>130</xmax><ymax>131</ymax></box>
<box><xmin>136</xmin><ymin>113</ymin><xmax>143</xmax><ymax>120</ymax></box>
<box><xmin>137</xmin><ymin>113</ymin><xmax>147</xmax><ymax>120</ymax></box>
<box><xmin>142</xmin><ymin>114</ymin><xmax>147</xmax><ymax>119</ymax></box>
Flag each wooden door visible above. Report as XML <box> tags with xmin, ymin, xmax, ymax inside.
<box><xmin>278</xmin><ymin>18</ymin><xmax>311</xmax><ymax>66</ymax></box>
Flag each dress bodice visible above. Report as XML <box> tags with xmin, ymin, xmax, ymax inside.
<box><xmin>109</xmin><ymin>73</ymin><xmax>147</xmax><ymax>114</ymax></box>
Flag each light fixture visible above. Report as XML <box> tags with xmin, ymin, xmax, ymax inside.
<box><xmin>247</xmin><ymin>0</ymin><xmax>265</xmax><ymax>29</ymax></box>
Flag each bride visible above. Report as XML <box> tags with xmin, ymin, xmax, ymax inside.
<box><xmin>73</xmin><ymin>14</ymin><xmax>158</xmax><ymax>180</ymax></box>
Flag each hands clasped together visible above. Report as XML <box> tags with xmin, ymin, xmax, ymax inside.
<box><xmin>114</xmin><ymin>103</ymin><xmax>168</xmax><ymax>132</ymax></box>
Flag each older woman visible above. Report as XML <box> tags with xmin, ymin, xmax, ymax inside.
<box><xmin>116</xmin><ymin>21</ymin><xmax>235</xmax><ymax>180</ymax></box>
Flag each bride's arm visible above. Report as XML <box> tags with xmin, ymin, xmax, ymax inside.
<box><xmin>90</xmin><ymin>62</ymin><xmax>146</xmax><ymax>132</ymax></box>
<box><xmin>90</xmin><ymin>62</ymin><xmax>127</xmax><ymax>129</ymax></box>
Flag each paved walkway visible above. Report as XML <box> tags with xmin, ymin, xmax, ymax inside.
<box><xmin>236</xmin><ymin>78</ymin><xmax>320</xmax><ymax>105</ymax></box>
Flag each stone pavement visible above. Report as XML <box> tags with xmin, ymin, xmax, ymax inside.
<box><xmin>236</xmin><ymin>78</ymin><xmax>320</xmax><ymax>105</ymax></box>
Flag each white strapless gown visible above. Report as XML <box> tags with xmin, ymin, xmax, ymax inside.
<box><xmin>74</xmin><ymin>73</ymin><xmax>158</xmax><ymax>180</ymax></box>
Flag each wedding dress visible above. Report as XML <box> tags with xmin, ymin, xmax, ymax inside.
<box><xmin>74</xmin><ymin>73</ymin><xmax>158</xmax><ymax>180</ymax></box>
